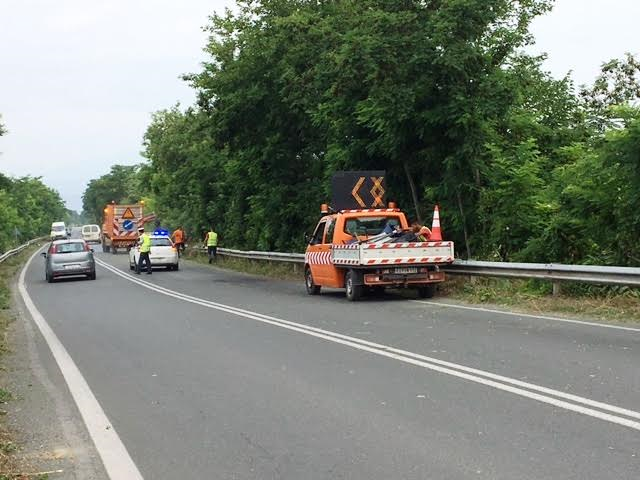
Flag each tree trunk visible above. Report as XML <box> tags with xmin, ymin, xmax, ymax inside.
<box><xmin>404</xmin><ymin>161</ymin><xmax>422</xmax><ymax>224</ymax></box>
<box><xmin>456</xmin><ymin>189</ymin><xmax>472</xmax><ymax>259</ymax></box>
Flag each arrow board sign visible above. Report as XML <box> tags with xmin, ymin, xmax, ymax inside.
<box><xmin>331</xmin><ymin>171</ymin><xmax>386</xmax><ymax>210</ymax></box>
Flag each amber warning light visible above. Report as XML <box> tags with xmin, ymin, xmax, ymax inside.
<box><xmin>320</xmin><ymin>203</ymin><xmax>329</xmax><ymax>214</ymax></box>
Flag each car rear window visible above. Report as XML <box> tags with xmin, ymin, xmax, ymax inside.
<box><xmin>151</xmin><ymin>238</ymin><xmax>172</xmax><ymax>247</ymax></box>
<box><xmin>92</xmin><ymin>226</ymin><xmax>100</xmax><ymax>232</ymax></box>
<box><xmin>56</xmin><ymin>242</ymin><xmax>86</xmax><ymax>253</ymax></box>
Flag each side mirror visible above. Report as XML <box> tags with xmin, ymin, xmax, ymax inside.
<box><xmin>304</xmin><ymin>233</ymin><xmax>311</xmax><ymax>244</ymax></box>
<box><xmin>90</xmin><ymin>248</ymin><xmax>95</xmax><ymax>252</ymax></box>
<box><xmin>41</xmin><ymin>252</ymin><xmax>47</xmax><ymax>258</ymax></box>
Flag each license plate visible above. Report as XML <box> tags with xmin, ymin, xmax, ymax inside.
<box><xmin>394</xmin><ymin>267</ymin><xmax>418</xmax><ymax>274</ymax></box>
<box><xmin>64</xmin><ymin>264</ymin><xmax>81</xmax><ymax>270</ymax></box>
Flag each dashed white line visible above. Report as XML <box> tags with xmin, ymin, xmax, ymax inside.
<box><xmin>96</xmin><ymin>258</ymin><xmax>640</xmax><ymax>431</ymax></box>
<box><xmin>20</xmin><ymin>249</ymin><xmax>144</xmax><ymax>480</ymax></box>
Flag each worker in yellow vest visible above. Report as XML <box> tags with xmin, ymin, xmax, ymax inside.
<box><xmin>204</xmin><ymin>227</ymin><xmax>218</xmax><ymax>264</ymax></box>
<box><xmin>136</xmin><ymin>227</ymin><xmax>152</xmax><ymax>274</ymax></box>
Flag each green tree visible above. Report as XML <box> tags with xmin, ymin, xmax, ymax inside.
<box><xmin>82</xmin><ymin>165</ymin><xmax>143</xmax><ymax>223</ymax></box>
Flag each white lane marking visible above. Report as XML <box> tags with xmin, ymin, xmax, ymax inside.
<box><xmin>96</xmin><ymin>259</ymin><xmax>640</xmax><ymax>431</ymax></box>
<box><xmin>20</xmin><ymin>250</ymin><xmax>144</xmax><ymax>480</ymax></box>
<box><xmin>414</xmin><ymin>300</ymin><xmax>640</xmax><ymax>332</ymax></box>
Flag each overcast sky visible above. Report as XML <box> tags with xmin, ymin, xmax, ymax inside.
<box><xmin>1</xmin><ymin>0</ymin><xmax>639</xmax><ymax>211</ymax></box>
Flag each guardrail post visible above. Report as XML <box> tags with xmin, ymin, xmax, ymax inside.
<box><xmin>552</xmin><ymin>281</ymin><xmax>562</xmax><ymax>296</ymax></box>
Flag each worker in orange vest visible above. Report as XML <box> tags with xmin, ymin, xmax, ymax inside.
<box><xmin>171</xmin><ymin>226</ymin><xmax>186</xmax><ymax>256</ymax></box>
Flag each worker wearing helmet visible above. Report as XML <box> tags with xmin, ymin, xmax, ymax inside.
<box><xmin>136</xmin><ymin>227</ymin><xmax>152</xmax><ymax>274</ymax></box>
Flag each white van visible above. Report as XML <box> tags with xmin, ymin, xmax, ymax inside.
<box><xmin>50</xmin><ymin>221</ymin><xmax>68</xmax><ymax>240</ymax></box>
<box><xmin>81</xmin><ymin>224</ymin><xmax>101</xmax><ymax>243</ymax></box>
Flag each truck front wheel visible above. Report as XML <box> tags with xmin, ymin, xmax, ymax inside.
<box><xmin>345</xmin><ymin>270</ymin><xmax>362</xmax><ymax>301</ymax></box>
<box><xmin>305</xmin><ymin>267</ymin><xmax>321</xmax><ymax>295</ymax></box>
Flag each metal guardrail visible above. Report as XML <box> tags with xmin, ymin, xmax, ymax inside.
<box><xmin>444</xmin><ymin>260</ymin><xmax>640</xmax><ymax>287</ymax></box>
<box><xmin>210</xmin><ymin>247</ymin><xmax>640</xmax><ymax>288</ymax></box>
<box><xmin>218</xmin><ymin>247</ymin><xmax>305</xmax><ymax>264</ymax></box>
<box><xmin>0</xmin><ymin>237</ymin><xmax>47</xmax><ymax>264</ymax></box>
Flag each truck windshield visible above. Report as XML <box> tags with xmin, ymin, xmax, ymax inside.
<box><xmin>344</xmin><ymin>216</ymin><xmax>401</xmax><ymax>236</ymax></box>
<box><xmin>52</xmin><ymin>225</ymin><xmax>65</xmax><ymax>231</ymax></box>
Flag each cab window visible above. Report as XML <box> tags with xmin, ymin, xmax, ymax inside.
<box><xmin>309</xmin><ymin>222</ymin><xmax>326</xmax><ymax>245</ymax></box>
<box><xmin>325</xmin><ymin>219</ymin><xmax>336</xmax><ymax>244</ymax></box>
<box><xmin>344</xmin><ymin>216</ymin><xmax>401</xmax><ymax>236</ymax></box>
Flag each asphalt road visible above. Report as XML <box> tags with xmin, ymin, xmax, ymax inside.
<box><xmin>20</xmin><ymin>238</ymin><xmax>640</xmax><ymax>479</ymax></box>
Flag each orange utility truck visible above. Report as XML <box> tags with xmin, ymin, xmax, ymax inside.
<box><xmin>304</xmin><ymin>172</ymin><xmax>454</xmax><ymax>301</ymax></box>
<box><xmin>101</xmin><ymin>202</ymin><xmax>155</xmax><ymax>254</ymax></box>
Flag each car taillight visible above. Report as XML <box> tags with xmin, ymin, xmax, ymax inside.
<box><xmin>85</xmin><ymin>243</ymin><xmax>91</xmax><ymax>252</ymax></box>
<box><xmin>49</xmin><ymin>245</ymin><xmax>57</xmax><ymax>254</ymax></box>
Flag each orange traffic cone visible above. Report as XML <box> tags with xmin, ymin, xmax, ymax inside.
<box><xmin>430</xmin><ymin>205</ymin><xmax>442</xmax><ymax>241</ymax></box>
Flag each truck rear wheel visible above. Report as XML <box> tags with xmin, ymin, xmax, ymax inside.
<box><xmin>418</xmin><ymin>284</ymin><xmax>436</xmax><ymax>299</ymax></box>
<box><xmin>345</xmin><ymin>270</ymin><xmax>362</xmax><ymax>301</ymax></box>
<box><xmin>305</xmin><ymin>267</ymin><xmax>320</xmax><ymax>295</ymax></box>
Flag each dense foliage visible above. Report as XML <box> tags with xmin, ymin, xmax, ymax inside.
<box><xmin>81</xmin><ymin>164</ymin><xmax>147</xmax><ymax>224</ymax></box>
<box><xmin>0</xmin><ymin>173</ymin><xmax>68</xmax><ymax>253</ymax></box>
<box><xmin>85</xmin><ymin>0</ymin><xmax>640</xmax><ymax>266</ymax></box>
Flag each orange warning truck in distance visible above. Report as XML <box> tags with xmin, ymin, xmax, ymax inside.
<box><xmin>304</xmin><ymin>171</ymin><xmax>454</xmax><ymax>301</ymax></box>
<box><xmin>101</xmin><ymin>202</ymin><xmax>155</xmax><ymax>254</ymax></box>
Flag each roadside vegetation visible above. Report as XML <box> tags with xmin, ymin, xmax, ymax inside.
<box><xmin>81</xmin><ymin>1</ymin><xmax>640</xmax><ymax>273</ymax></box>
<box><xmin>0</xmin><ymin>174</ymin><xmax>66</xmax><ymax>255</ymax></box>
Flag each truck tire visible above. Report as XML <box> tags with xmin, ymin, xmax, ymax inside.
<box><xmin>305</xmin><ymin>267</ymin><xmax>320</xmax><ymax>295</ymax></box>
<box><xmin>345</xmin><ymin>269</ymin><xmax>362</xmax><ymax>301</ymax></box>
<box><xmin>418</xmin><ymin>284</ymin><xmax>436</xmax><ymax>299</ymax></box>
<box><xmin>112</xmin><ymin>247</ymin><xmax>117</xmax><ymax>255</ymax></box>
<box><xmin>103</xmin><ymin>241</ymin><xmax>110</xmax><ymax>253</ymax></box>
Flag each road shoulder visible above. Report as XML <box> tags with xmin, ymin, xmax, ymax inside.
<box><xmin>0</xmin><ymin>266</ymin><xmax>108</xmax><ymax>479</ymax></box>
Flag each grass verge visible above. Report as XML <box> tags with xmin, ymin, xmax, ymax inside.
<box><xmin>184</xmin><ymin>249</ymin><xmax>301</xmax><ymax>281</ymax></box>
<box><xmin>0</xmin><ymin>243</ymin><xmax>47</xmax><ymax>478</ymax></box>
<box><xmin>441</xmin><ymin>275</ymin><xmax>640</xmax><ymax>324</ymax></box>
<box><xmin>186</xmin><ymin>248</ymin><xmax>640</xmax><ymax>325</ymax></box>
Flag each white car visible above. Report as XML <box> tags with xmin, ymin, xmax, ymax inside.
<box><xmin>81</xmin><ymin>224</ymin><xmax>101</xmax><ymax>243</ymax></box>
<box><xmin>50</xmin><ymin>221</ymin><xmax>68</xmax><ymax>240</ymax></box>
<box><xmin>128</xmin><ymin>235</ymin><xmax>179</xmax><ymax>271</ymax></box>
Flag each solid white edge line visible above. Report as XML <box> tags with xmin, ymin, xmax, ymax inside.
<box><xmin>95</xmin><ymin>258</ymin><xmax>640</xmax><ymax>431</ymax></box>
<box><xmin>20</xmin><ymin>249</ymin><xmax>144</xmax><ymax>480</ymax></box>
<box><xmin>414</xmin><ymin>300</ymin><xmax>640</xmax><ymax>332</ymax></box>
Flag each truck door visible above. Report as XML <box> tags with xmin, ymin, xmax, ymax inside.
<box><xmin>306</xmin><ymin>219</ymin><xmax>333</xmax><ymax>285</ymax></box>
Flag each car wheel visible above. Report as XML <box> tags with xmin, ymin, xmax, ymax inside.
<box><xmin>345</xmin><ymin>270</ymin><xmax>362</xmax><ymax>301</ymax></box>
<box><xmin>88</xmin><ymin>271</ymin><xmax>96</xmax><ymax>280</ymax></box>
<box><xmin>47</xmin><ymin>271</ymin><xmax>54</xmax><ymax>283</ymax></box>
<box><xmin>417</xmin><ymin>284</ymin><xmax>436</xmax><ymax>299</ymax></box>
<box><xmin>174</xmin><ymin>263</ymin><xmax>179</xmax><ymax>271</ymax></box>
<box><xmin>305</xmin><ymin>267</ymin><xmax>320</xmax><ymax>295</ymax></box>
